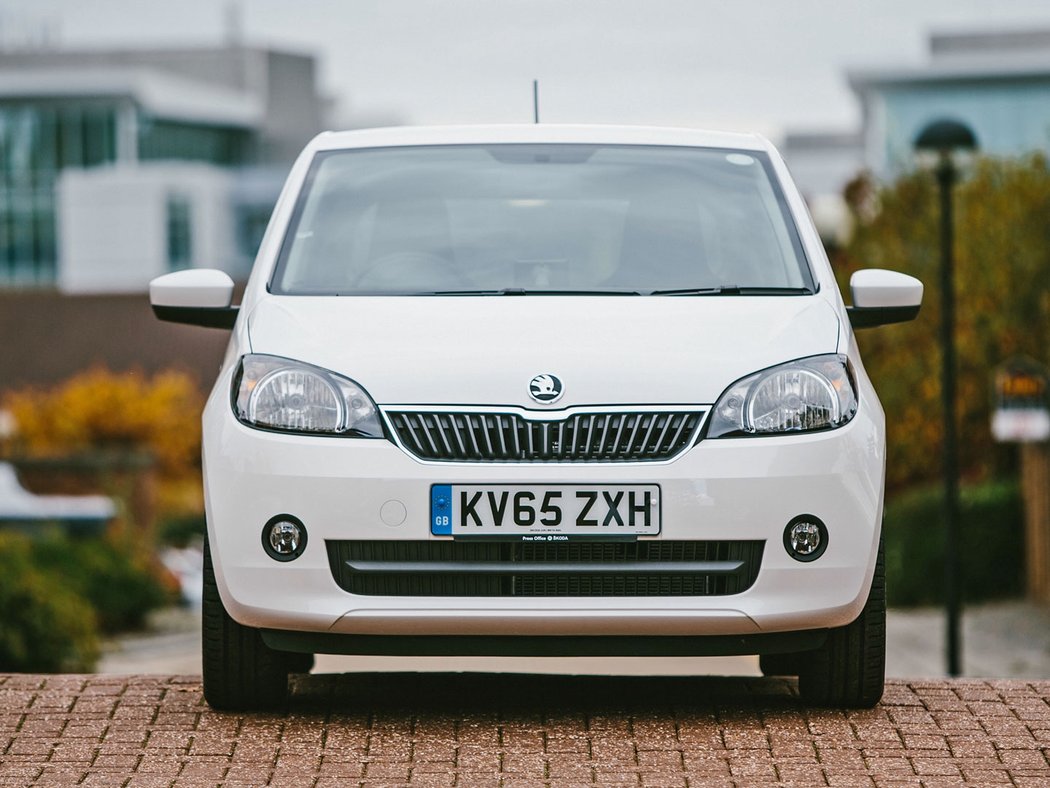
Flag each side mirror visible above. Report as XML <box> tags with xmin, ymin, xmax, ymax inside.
<box><xmin>847</xmin><ymin>269</ymin><xmax>923</xmax><ymax>329</ymax></box>
<box><xmin>149</xmin><ymin>269</ymin><xmax>239</xmax><ymax>329</ymax></box>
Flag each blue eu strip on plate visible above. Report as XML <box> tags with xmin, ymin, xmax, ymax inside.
<box><xmin>431</xmin><ymin>484</ymin><xmax>453</xmax><ymax>535</ymax></box>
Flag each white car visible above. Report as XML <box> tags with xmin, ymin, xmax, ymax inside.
<box><xmin>150</xmin><ymin>125</ymin><xmax>922</xmax><ymax>710</ymax></box>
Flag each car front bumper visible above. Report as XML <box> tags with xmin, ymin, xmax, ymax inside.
<box><xmin>203</xmin><ymin>389</ymin><xmax>885</xmax><ymax>644</ymax></box>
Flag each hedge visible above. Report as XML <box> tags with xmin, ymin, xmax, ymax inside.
<box><xmin>0</xmin><ymin>533</ymin><xmax>99</xmax><ymax>672</ymax></box>
<box><xmin>883</xmin><ymin>479</ymin><xmax>1024</xmax><ymax>607</ymax></box>
<box><xmin>30</xmin><ymin>532</ymin><xmax>175</xmax><ymax>633</ymax></box>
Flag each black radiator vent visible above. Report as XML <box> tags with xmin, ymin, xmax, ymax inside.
<box><xmin>325</xmin><ymin>540</ymin><xmax>764</xmax><ymax>597</ymax></box>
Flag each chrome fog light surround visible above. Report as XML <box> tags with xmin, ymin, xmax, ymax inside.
<box><xmin>783</xmin><ymin>515</ymin><xmax>828</xmax><ymax>562</ymax></box>
<box><xmin>262</xmin><ymin>515</ymin><xmax>308</xmax><ymax>562</ymax></box>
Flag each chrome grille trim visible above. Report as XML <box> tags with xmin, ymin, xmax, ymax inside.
<box><xmin>384</xmin><ymin>407</ymin><xmax>706</xmax><ymax>463</ymax></box>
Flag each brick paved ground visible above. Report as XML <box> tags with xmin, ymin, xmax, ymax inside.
<box><xmin>1</xmin><ymin>673</ymin><xmax>1049</xmax><ymax>787</ymax></box>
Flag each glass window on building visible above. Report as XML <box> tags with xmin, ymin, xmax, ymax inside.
<box><xmin>0</xmin><ymin>102</ymin><xmax>117</xmax><ymax>285</ymax></box>
<box><xmin>236</xmin><ymin>204</ymin><xmax>271</xmax><ymax>261</ymax></box>
<box><xmin>166</xmin><ymin>194</ymin><xmax>193</xmax><ymax>271</ymax></box>
<box><xmin>140</xmin><ymin>118</ymin><xmax>251</xmax><ymax>166</ymax></box>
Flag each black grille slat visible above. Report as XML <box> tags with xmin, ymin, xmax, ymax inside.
<box><xmin>446</xmin><ymin>414</ymin><xmax>468</xmax><ymax>459</ymax></box>
<box><xmin>417</xmin><ymin>414</ymin><xmax>442</xmax><ymax>457</ymax></box>
<box><xmin>463</xmin><ymin>414</ymin><xmax>482</xmax><ymax>457</ymax></box>
<box><xmin>653</xmin><ymin>414</ymin><xmax>674</xmax><ymax>454</ymax></box>
<box><xmin>432</xmin><ymin>414</ymin><xmax>455</xmax><ymax>458</ymax></box>
<box><xmin>642</xmin><ymin>414</ymin><xmax>662</xmax><ymax>454</ymax></box>
<box><xmin>583</xmin><ymin>414</ymin><xmax>597</xmax><ymax>459</ymax></box>
<box><xmin>387</xmin><ymin>409</ymin><xmax>704</xmax><ymax>463</ymax></box>
<box><xmin>478</xmin><ymin>415</ymin><xmax>495</xmax><ymax>457</ymax></box>
<box><xmin>623</xmin><ymin>414</ymin><xmax>643</xmax><ymax>456</ymax></box>
<box><xmin>494</xmin><ymin>414</ymin><xmax>509</xmax><ymax>458</ymax></box>
<box><xmin>326</xmin><ymin>540</ymin><xmax>763</xmax><ymax>597</ymax></box>
<box><xmin>668</xmin><ymin>414</ymin><xmax>693</xmax><ymax>452</ymax></box>
<box><xmin>510</xmin><ymin>416</ymin><xmax>523</xmax><ymax>458</ymax></box>
<box><xmin>398</xmin><ymin>414</ymin><xmax>427</xmax><ymax>456</ymax></box>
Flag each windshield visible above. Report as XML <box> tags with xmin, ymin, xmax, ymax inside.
<box><xmin>271</xmin><ymin>144</ymin><xmax>814</xmax><ymax>295</ymax></box>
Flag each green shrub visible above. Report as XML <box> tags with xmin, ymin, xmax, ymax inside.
<box><xmin>157</xmin><ymin>512</ymin><xmax>206</xmax><ymax>548</ymax></box>
<box><xmin>0</xmin><ymin>533</ymin><xmax>99</xmax><ymax>672</ymax></box>
<box><xmin>30</xmin><ymin>533</ymin><xmax>174</xmax><ymax>632</ymax></box>
<box><xmin>884</xmin><ymin>479</ymin><xmax>1024</xmax><ymax>607</ymax></box>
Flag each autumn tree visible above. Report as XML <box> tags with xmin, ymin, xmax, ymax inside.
<box><xmin>837</xmin><ymin>155</ymin><xmax>1050</xmax><ymax>490</ymax></box>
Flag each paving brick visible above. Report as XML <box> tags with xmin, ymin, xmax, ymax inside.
<box><xmin>545</xmin><ymin>751</ymin><xmax>593</xmax><ymax>779</ymax></box>
<box><xmin>590</xmin><ymin>733</ymin><xmax>636</xmax><ymax>762</ymax></box>
<box><xmin>900</xmin><ymin>733</ymin><xmax>949</xmax><ymax>750</ymax></box>
<box><xmin>959</xmin><ymin>766</ymin><xmax>1014</xmax><ymax>784</ymax></box>
<box><xmin>499</xmin><ymin>752</ymin><xmax>547</xmax><ymax>774</ymax></box>
<box><xmin>454</xmin><ymin>746</ymin><xmax>500</xmax><ymax>772</ymax></box>
<box><xmin>362</xmin><ymin>760</ymin><xmax>411</xmax><ymax>780</ymax></box>
<box><xmin>0</xmin><ymin>675</ymin><xmax>1048</xmax><ymax>785</ymax></box>
<box><xmin>909</xmin><ymin>756</ymin><xmax>961</xmax><ymax>777</ymax></box>
<box><xmin>825</xmin><ymin>776</ymin><xmax>877</xmax><ymax>787</ymax></box>
<box><xmin>499</xmin><ymin>724</ymin><xmax>545</xmax><ymax>752</ymax></box>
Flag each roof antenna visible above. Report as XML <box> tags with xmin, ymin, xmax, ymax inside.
<box><xmin>533</xmin><ymin>79</ymin><xmax>540</xmax><ymax>124</ymax></box>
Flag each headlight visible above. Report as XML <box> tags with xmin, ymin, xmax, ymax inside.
<box><xmin>234</xmin><ymin>354</ymin><xmax>383</xmax><ymax>437</ymax></box>
<box><xmin>707</xmin><ymin>354</ymin><xmax>857</xmax><ymax>437</ymax></box>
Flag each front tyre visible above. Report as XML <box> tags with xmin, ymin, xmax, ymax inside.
<box><xmin>202</xmin><ymin>537</ymin><xmax>289</xmax><ymax>711</ymax></box>
<box><xmin>798</xmin><ymin>539</ymin><xmax>886</xmax><ymax>708</ymax></box>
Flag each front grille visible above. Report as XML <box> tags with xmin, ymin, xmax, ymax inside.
<box><xmin>385</xmin><ymin>410</ymin><xmax>704</xmax><ymax>462</ymax></box>
<box><xmin>326</xmin><ymin>540</ymin><xmax>763</xmax><ymax>597</ymax></box>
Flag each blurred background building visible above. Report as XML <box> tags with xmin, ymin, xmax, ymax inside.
<box><xmin>0</xmin><ymin>44</ymin><xmax>325</xmax><ymax>292</ymax></box>
<box><xmin>2</xmin><ymin>25</ymin><xmax>1050</xmax><ymax>385</ymax></box>
<box><xmin>784</xmin><ymin>28</ymin><xmax>1050</xmax><ymax>244</ymax></box>
<box><xmin>851</xmin><ymin>29</ymin><xmax>1050</xmax><ymax>178</ymax></box>
<box><xmin>4</xmin><ymin>27</ymin><xmax>1050</xmax><ymax>295</ymax></box>
<box><xmin>0</xmin><ymin>43</ymin><xmax>326</xmax><ymax>389</ymax></box>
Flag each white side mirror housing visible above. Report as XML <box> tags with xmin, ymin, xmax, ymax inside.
<box><xmin>149</xmin><ymin>269</ymin><xmax>238</xmax><ymax>329</ymax></box>
<box><xmin>848</xmin><ymin>269</ymin><xmax>923</xmax><ymax>329</ymax></box>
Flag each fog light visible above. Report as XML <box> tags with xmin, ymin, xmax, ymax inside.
<box><xmin>262</xmin><ymin>515</ymin><xmax>307</xmax><ymax>562</ymax></box>
<box><xmin>783</xmin><ymin>515</ymin><xmax>828</xmax><ymax>562</ymax></box>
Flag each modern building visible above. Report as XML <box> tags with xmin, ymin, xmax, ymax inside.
<box><xmin>0</xmin><ymin>45</ymin><xmax>325</xmax><ymax>291</ymax></box>
<box><xmin>780</xmin><ymin>28</ymin><xmax>1050</xmax><ymax>243</ymax></box>
<box><xmin>849</xmin><ymin>29</ymin><xmax>1050</xmax><ymax>179</ymax></box>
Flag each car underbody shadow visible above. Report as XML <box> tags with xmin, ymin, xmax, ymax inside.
<box><xmin>285</xmin><ymin>672</ymin><xmax>803</xmax><ymax>716</ymax></box>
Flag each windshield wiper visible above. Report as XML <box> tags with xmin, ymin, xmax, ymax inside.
<box><xmin>649</xmin><ymin>286</ymin><xmax>814</xmax><ymax>296</ymax></box>
<box><xmin>426</xmin><ymin>288</ymin><xmax>640</xmax><ymax>296</ymax></box>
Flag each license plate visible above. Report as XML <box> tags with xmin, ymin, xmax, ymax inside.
<box><xmin>431</xmin><ymin>484</ymin><xmax>660</xmax><ymax>539</ymax></box>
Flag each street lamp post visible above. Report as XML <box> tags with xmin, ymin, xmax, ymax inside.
<box><xmin>914</xmin><ymin>119</ymin><xmax>977</xmax><ymax>678</ymax></box>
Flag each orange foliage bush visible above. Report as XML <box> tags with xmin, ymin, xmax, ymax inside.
<box><xmin>5</xmin><ymin>367</ymin><xmax>204</xmax><ymax>478</ymax></box>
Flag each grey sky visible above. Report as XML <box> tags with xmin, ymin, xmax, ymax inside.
<box><xmin>5</xmin><ymin>0</ymin><xmax>1050</xmax><ymax>139</ymax></box>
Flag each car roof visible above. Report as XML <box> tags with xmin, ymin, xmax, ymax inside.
<box><xmin>309</xmin><ymin>124</ymin><xmax>773</xmax><ymax>153</ymax></box>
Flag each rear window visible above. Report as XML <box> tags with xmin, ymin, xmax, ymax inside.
<box><xmin>270</xmin><ymin>144</ymin><xmax>813</xmax><ymax>295</ymax></box>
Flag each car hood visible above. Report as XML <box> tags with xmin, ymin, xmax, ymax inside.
<box><xmin>246</xmin><ymin>296</ymin><xmax>841</xmax><ymax>408</ymax></box>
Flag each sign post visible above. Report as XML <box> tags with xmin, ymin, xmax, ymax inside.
<box><xmin>992</xmin><ymin>358</ymin><xmax>1050</xmax><ymax>605</ymax></box>
<box><xmin>992</xmin><ymin>360</ymin><xmax>1050</xmax><ymax>443</ymax></box>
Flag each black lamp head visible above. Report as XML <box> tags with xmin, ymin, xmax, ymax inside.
<box><xmin>914</xmin><ymin>119</ymin><xmax>978</xmax><ymax>153</ymax></box>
